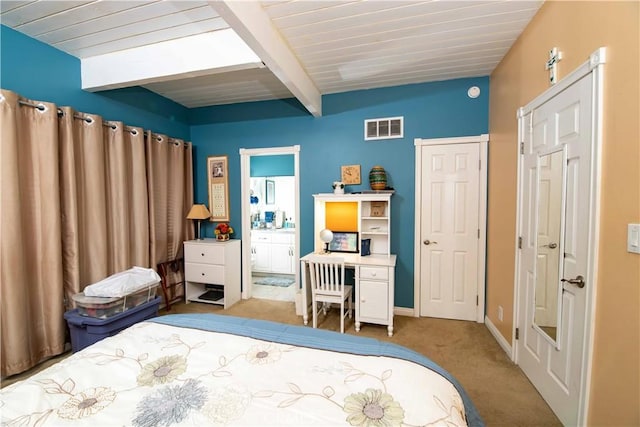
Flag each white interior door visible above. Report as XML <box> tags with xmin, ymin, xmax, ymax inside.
<box><xmin>419</xmin><ymin>142</ymin><xmax>480</xmax><ymax>321</ymax></box>
<box><xmin>516</xmin><ymin>70</ymin><xmax>594</xmax><ymax>426</ymax></box>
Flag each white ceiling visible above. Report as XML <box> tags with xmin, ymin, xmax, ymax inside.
<box><xmin>1</xmin><ymin>0</ymin><xmax>543</xmax><ymax>116</ymax></box>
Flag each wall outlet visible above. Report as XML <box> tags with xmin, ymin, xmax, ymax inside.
<box><xmin>498</xmin><ymin>306</ymin><xmax>504</xmax><ymax>322</ymax></box>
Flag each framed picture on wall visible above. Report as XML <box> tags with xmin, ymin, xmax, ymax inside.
<box><xmin>329</xmin><ymin>231</ymin><xmax>359</xmax><ymax>253</ymax></box>
<box><xmin>265</xmin><ymin>179</ymin><xmax>275</xmax><ymax>204</ymax></box>
<box><xmin>207</xmin><ymin>155</ymin><xmax>230</xmax><ymax>221</ymax></box>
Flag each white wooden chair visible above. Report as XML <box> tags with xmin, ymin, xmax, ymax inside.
<box><xmin>308</xmin><ymin>255</ymin><xmax>353</xmax><ymax>333</ymax></box>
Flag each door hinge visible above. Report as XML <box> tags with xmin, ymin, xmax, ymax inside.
<box><xmin>477</xmin><ymin>229</ymin><xmax>480</xmax><ymax>239</ymax></box>
<box><xmin>479</xmin><ymin>159</ymin><xmax>481</xmax><ymax>170</ymax></box>
<box><xmin>520</xmin><ymin>142</ymin><xmax>524</xmax><ymax>154</ymax></box>
<box><xmin>515</xmin><ymin>328</ymin><xmax>520</xmax><ymax>340</ymax></box>
<box><xmin>518</xmin><ymin>236</ymin><xmax>523</xmax><ymax>249</ymax></box>
<box><xmin>476</xmin><ymin>295</ymin><xmax>479</xmax><ymax>306</ymax></box>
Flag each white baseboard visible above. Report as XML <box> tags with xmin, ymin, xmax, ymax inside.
<box><xmin>484</xmin><ymin>315</ymin><xmax>512</xmax><ymax>359</ymax></box>
<box><xmin>394</xmin><ymin>306</ymin><xmax>415</xmax><ymax>317</ymax></box>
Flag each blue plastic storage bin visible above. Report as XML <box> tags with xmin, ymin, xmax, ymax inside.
<box><xmin>64</xmin><ymin>297</ymin><xmax>161</xmax><ymax>352</ymax></box>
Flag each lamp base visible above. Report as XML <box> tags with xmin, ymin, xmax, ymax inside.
<box><xmin>196</xmin><ymin>221</ymin><xmax>204</xmax><ymax>240</ymax></box>
<box><xmin>323</xmin><ymin>243</ymin><xmax>330</xmax><ymax>254</ymax></box>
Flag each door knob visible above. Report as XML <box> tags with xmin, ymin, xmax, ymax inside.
<box><xmin>561</xmin><ymin>275</ymin><xmax>585</xmax><ymax>288</ymax></box>
<box><xmin>541</xmin><ymin>242</ymin><xmax>558</xmax><ymax>249</ymax></box>
<box><xmin>423</xmin><ymin>239</ymin><xmax>438</xmax><ymax>245</ymax></box>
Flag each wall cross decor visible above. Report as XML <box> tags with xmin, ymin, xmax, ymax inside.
<box><xmin>546</xmin><ymin>47</ymin><xmax>563</xmax><ymax>85</ymax></box>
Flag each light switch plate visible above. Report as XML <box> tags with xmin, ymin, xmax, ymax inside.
<box><xmin>628</xmin><ymin>224</ymin><xmax>640</xmax><ymax>254</ymax></box>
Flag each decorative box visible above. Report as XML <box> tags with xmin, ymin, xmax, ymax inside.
<box><xmin>370</xmin><ymin>201</ymin><xmax>386</xmax><ymax>217</ymax></box>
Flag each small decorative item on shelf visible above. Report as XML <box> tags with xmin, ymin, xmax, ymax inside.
<box><xmin>370</xmin><ymin>201</ymin><xmax>386</xmax><ymax>217</ymax></box>
<box><xmin>332</xmin><ymin>181</ymin><xmax>345</xmax><ymax>194</ymax></box>
<box><xmin>214</xmin><ymin>223</ymin><xmax>234</xmax><ymax>241</ymax></box>
<box><xmin>369</xmin><ymin>165</ymin><xmax>387</xmax><ymax>190</ymax></box>
<box><xmin>361</xmin><ymin>238</ymin><xmax>371</xmax><ymax>256</ymax></box>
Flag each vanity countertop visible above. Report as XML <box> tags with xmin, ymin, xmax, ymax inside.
<box><xmin>251</xmin><ymin>228</ymin><xmax>295</xmax><ymax>233</ymax></box>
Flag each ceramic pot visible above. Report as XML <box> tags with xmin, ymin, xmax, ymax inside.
<box><xmin>369</xmin><ymin>165</ymin><xmax>387</xmax><ymax>190</ymax></box>
<box><xmin>217</xmin><ymin>234</ymin><xmax>230</xmax><ymax>241</ymax></box>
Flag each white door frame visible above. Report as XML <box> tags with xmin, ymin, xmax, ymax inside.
<box><xmin>413</xmin><ymin>134</ymin><xmax>488</xmax><ymax>322</ymax></box>
<box><xmin>513</xmin><ymin>47</ymin><xmax>606</xmax><ymax>425</ymax></box>
<box><xmin>239</xmin><ymin>145</ymin><xmax>301</xmax><ymax>300</ymax></box>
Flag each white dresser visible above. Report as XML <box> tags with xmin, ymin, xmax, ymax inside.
<box><xmin>184</xmin><ymin>239</ymin><xmax>241</xmax><ymax>309</ymax></box>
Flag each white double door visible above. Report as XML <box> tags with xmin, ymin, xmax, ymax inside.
<box><xmin>417</xmin><ymin>138</ymin><xmax>486</xmax><ymax>322</ymax></box>
<box><xmin>516</xmin><ymin>63</ymin><xmax>596</xmax><ymax>426</ymax></box>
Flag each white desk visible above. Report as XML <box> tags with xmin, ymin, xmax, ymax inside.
<box><xmin>300</xmin><ymin>252</ymin><xmax>397</xmax><ymax>336</ymax></box>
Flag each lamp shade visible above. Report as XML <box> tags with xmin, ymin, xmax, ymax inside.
<box><xmin>319</xmin><ymin>229</ymin><xmax>333</xmax><ymax>253</ymax></box>
<box><xmin>186</xmin><ymin>204</ymin><xmax>211</xmax><ymax>220</ymax></box>
<box><xmin>319</xmin><ymin>229</ymin><xmax>334</xmax><ymax>243</ymax></box>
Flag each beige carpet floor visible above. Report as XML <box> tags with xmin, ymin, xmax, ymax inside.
<box><xmin>167</xmin><ymin>298</ymin><xmax>562</xmax><ymax>427</ymax></box>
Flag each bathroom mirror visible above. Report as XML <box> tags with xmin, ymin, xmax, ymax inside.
<box><xmin>533</xmin><ymin>149</ymin><xmax>565</xmax><ymax>346</ymax></box>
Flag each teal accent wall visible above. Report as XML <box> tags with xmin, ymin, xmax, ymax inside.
<box><xmin>250</xmin><ymin>155</ymin><xmax>294</xmax><ymax>177</ymax></box>
<box><xmin>2</xmin><ymin>25</ymin><xmax>490</xmax><ymax>309</ymax></box>
<box><xmin>190</xmin><ymin>78</ymin><xmax>489</xmax><ymax>308</ymax></box>
<box><xmin>0</xmin><ymin>25</ymin><xmax>191</xmax><ymax>139</ymax></box>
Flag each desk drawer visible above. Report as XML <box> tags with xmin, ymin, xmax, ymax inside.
<box><xmin>185</xmin><ymin>244</ymin><xmax>225</xmax><ymax>264</ymax></box>
<box><xmin>185</xmin><ymin>262</ymin><xmax>224</xmax><ymax>283</ymax></box>
<box><xmin>359</xmin><ymin>266</ymin><xmax>388</xmax><ymax>281</ymax></box>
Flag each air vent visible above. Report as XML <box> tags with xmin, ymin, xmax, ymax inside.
<box><xmin>364</xmin><ymin>116</ymin><xmax>403</xmax><ymax>141</ymax></box>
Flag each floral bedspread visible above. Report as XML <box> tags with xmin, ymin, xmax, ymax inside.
<box><xmin>1</xmin><ymin>317</ymin><xmax>473</xmax><ymax>426</ymax></box>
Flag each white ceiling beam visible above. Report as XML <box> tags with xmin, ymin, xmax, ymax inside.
<box><xmin>81</xmin><ymin>29</ymin><xmax>262</xmax><ymax>92</ymax></box>
<box><xmin>209</xmin><ymin>0</ymin><xmax>322</xmax><ymax>117</ymax></box>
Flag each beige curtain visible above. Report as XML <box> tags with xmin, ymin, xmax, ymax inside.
<box><xmin>147</xmin><ymin>132</ymin><xmax>194</xmax><ymax>303</ymax></box>
<box><xmin>58</xmin><ymin>110</ymin><xmax>151</xmax><ymax>306</ymax></box>
<box><xmin>1</xmin><ymin>91</ymin><xmax>66</xmax><ymax>375</ymax></box>
<box><xmin>1</xmin><ymin>90</ymin><xmax>193</xmax><ymax>376</ymax></box>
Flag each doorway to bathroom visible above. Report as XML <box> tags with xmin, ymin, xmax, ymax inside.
<box><xmin>239</xmin><ymin>146</ymin><xmax>300</xmax><ymax>304</ymax></box>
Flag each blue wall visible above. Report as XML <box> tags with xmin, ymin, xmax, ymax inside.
<box><xmin>190</xmin><ymin>78</ymin><xmax>489</xmax><ymax>308</ymax></box>
<box><xmin>2</xmin><ymin>25</ymin><xmax>489</xmax><ymax>309</ymax></box>
<box><xmin>0</xmin><ymin>25</ymin><xmax>191</xmax><ymax>139</ymax></box>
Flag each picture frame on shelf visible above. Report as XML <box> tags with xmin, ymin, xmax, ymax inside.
<box><xmin>207</xmin><ymin>155</ymin><xmax>230</xmax><ymax>221</ymax></box>
<box><xmin>328</xmin><ymin>231</ymin><xmax>359</xmax><ymax>253</ymax></box>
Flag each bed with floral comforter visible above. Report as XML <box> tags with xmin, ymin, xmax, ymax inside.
<box><xmin>0</xmin><ymin>314</ymin><xmax>483</xmax><ymax>426</ymax></box>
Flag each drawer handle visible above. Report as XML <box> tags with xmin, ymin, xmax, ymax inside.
<box><xmin>201</xmin><ymin>273</ymin><xmax>205</xmax><ymax>276</ymax></box>
<box><xmin>201</xmin><ymin>253</ymin><xmax>205</xmax><ymax>257</ymax></box>
<box><xmin>370</xmin><ymin>272</ymin><xmax>377</xmax><ymax>277</ymax></box>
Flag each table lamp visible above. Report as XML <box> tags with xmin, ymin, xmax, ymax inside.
<box><xmin>187</xmin><ymin>204</ymin><xmax>211</xmax><ymax>240</ymax></box>
<box><xmin>319</xmin><ymin>229</ymin><xmax>334</xmax><ymax>253</ymax></box>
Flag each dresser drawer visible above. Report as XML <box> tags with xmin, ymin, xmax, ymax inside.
<box><xmin>185</xmin><ymin>262</ymin><xmax>225</xmax><ymax>283</ymax></box>
<box><xmin>359</xmin><ymin>266</ymin><xmax>388</xmax><ymax>281</ymax></box>
<box><xmin>185</xmin><ymin>243</ymin><xmax>225</xmax><ymax>264</ymax></box>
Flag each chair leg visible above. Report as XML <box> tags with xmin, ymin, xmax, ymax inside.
<box><xmin>312</xmin><ymin>301</ymin><xmax>318</xmax><ymax>329</ymax></box>
<box><xmin>348</xmin><ymin>296</ymin><xmax>353</xmax><ymax>319</ymax></box>
<box><xmin>340</xmin><ymin>300</ymin><xmax>345</xmax><ymax>333</ymax></box>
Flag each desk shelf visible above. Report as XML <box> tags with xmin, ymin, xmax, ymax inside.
<box><xmin>313</xmin><ymin>193</ymin><xmax>392</xmax><ymax>256</ymax></box>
